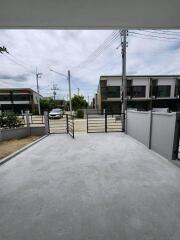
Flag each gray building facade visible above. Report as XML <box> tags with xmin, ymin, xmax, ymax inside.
<box><xmin>96</xmin><ymin>75</ymin><xmax>180</xmax><ymax>114</ymax></box>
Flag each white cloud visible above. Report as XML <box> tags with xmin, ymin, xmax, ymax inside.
<box><xmin>0</xmin><ymin>29</ymin><xmax>180</xmax><ymax>101</ymax></box>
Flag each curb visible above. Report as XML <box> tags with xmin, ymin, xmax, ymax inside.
<box><xmin>0</xmin><ymin>135</ymin><xmax>48</xmax><ymax>166</ymax></box>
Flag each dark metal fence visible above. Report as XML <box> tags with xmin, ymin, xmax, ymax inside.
<box><xmin>67</xmin><ymin>114</ymin><xmax>74</xmax><ymax>138</ymax></box>
<box><xmin>177</xmin><ymin>121</ymin><xmax>180</xmax><ymax>160</ymax></box>
<box><xmin>30</xmin><ymin>115</ymin><xmax>44</xmax><ymax>125</ymax></box>
<box><xmin>178</xmin><ymin>138</ymin><xmax>180</xmax><ymax>160</ymax></box>
<box><xmin>48</xmin><ymin>114</ymin><xmax>74</xmax><ymax>138</ymax></box>
<box><xmin>48</xmin><ymin>114</ymin><xmax>67</xmax><ymax>134</ymax></box>
<box><xmin>87</xmin><ymin>112</ymin><xmax>124</xmax><ymax>133</ymax></box>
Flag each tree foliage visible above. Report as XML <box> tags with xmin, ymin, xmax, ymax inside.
<box><xmin>71</xmin><ymin>95</ymin><xmax>88</xmax><ymax>111</ymax></box>
<box><xmin>76</xmin><ymin>109</ymin><xmax>84</xmax><ymax>118</ymax></box>
<box><xmin>40</xmin><ymin>98</ymin><xmax>58</xmax><ymax>112</ymax></box>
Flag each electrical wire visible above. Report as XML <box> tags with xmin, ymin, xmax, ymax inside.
<box><xmin>75</xmin><ymin>32</ymin><xmax>120</xmax><ymax>69</ymax></box>
<box><xmin>73</xmin><ymin>30</ymin><xmax>120</xmax><ymax>71</ymax></box>
<box><xmin>140</xmin><ymin>30</ymin><xmax>180</xmax><ymax>37</ymax></box>
<box><xmin>129</xmin><ymin>31</ymin><xmax>180</xmax><ymax>41</ymax></box>
<box><xmin>1</xmin><ymin>52</ymin><xmax>35</xmax><ymax>74</ymax></box>
<box><xmin>129</xmin><ymin>33</ymin><xmax>179</xmax><ymax>43</ymax></box>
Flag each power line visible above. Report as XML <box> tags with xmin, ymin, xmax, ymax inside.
<box><xmin>140</xmin><ymin>30</ymin><xmax>180</xmax><ymax>37</ymax></box>
<box><xmin>129</xmin><ymin>32</ymin><xmax>179</xmax><ymax>43</ymax></box>
<box><xmin>76</xmin><ymin>32</ymin><xmax>120</xmax><ymax>68</ymax></box>
<box><xmin>129</xmin><ymin>31</ymin><xmax>180</xmax><ymax>41</ymax></box>
<box><xmin>2</xmin><ymin>52</ymin><xmax>35</xmax><ymax>74</ymax></box>
<box><xmin>128</xmin><ymin>51</ymin><xmax>180</xmax><ymax>58</ymax></box>
<box><xmin>0</xmin><ymin>45</ymin><xmax>35</xmax><ymax>74</ymax></box>
<box><xmin>73</xmin><ymin>30</ymin><xmax>120</xmax><ymax>71</ymax></box>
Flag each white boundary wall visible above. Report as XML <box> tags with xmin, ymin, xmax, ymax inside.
<box><xmin>127</xmin><ymin>110</ymin><xmax>180</xmax><ymax>160</ymax></box>
<box><xmin>0</xmin><ymin>126</ymin><xmax>45</xmax><ymax>141</ymax></box>
<box><xmin>126</xmin><ymin>110</ymin><xmax>151</xmax><ymax>147</ymax></box>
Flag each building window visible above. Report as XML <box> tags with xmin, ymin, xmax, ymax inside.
<box><xmin>132</xmin><ymin>86</ymin><xmax>146</xmax><ymax>98</ymax></box>
<box><xmin>149</xmin><ymin>79</ymin><xmax>158</xmax><ymax>98</ymax></box>
<box><xmin>0</xmin><ymin>95</ymin><xmax>11</xmax><ymax>101</ymax></box>
<box><xmin>107</xmin><ymin>86</ymin><xmax>120</xmax><ymax>98</ymax></box>
<box><xmin>157</xmin><ymin>86</ymin><xmax>171</xmax><ymax>97</ymax></box>
<box><xmin>127</xmin><ymin>80</ymin><xmax>132</xmax><ymax>97</ymax></box>
<box><xmin>101</xmin><ymin>87</ymin><xmax>107</xmax><ymax>99</ymax></box>
<box><xmin>13</xmin><ymin>94</ymin><xmax>31</xmax><ymax>101</ymax></box>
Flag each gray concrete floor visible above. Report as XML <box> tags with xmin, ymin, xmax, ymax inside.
<box><xmin>0</xmin><ymin>133</ymin><xmax>180</xmax><ymax>240</ymax></box>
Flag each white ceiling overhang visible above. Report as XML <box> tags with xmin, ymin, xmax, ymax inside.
<box><xmin>0</xmin><ymin>0</ymin><xmax>180</xmax><ymax>29</ymax></box>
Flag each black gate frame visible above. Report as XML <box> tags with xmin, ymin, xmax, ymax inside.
<box><xmin>66</xmin><ymin>114</ymin><xmax>74</xmax><ymax>138</ymax></box>
<box><xmin>87</xmin><ymin>111</ymin><xmax>124</xmax><ymax>133</ymax></box>
<box><xmin>48</xmin><ymin>114</ymin><xmax>74</xmax><ymax>138</ymax></box>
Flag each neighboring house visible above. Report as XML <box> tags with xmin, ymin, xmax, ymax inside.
<box><xmin>96</xmin><ymin>75</ymin><xmax>180</xmax><ymax>114</ymax></box>
<box><xmin>0</xmin><ymin>88</ymin><xmax>43</xmax><ymax>114</ymax></box>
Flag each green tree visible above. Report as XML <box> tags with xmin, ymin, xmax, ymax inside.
<box><xmin>40</xmin><ymin>98</ymin><xmax>58</xmax><ymax>112</ymax></box>
<box><xmin>71</xmin><ymin>95</ymin><xmax>88</xmax><ymax>111</ymax></box>
<box><xmin>64</xmin><ymin>101</ymin><xmax>70</xmax><ymax>111</ymax></box>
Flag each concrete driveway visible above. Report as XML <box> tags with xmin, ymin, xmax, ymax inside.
<box><xmin>0</xmin><ymin>133</ymin><xmax>180</xmax><ymax>240</ymax></box>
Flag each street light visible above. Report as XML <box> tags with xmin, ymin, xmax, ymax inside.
<box><xmin>49</xmin><ymin>68</ymin><xmax>72</xmax><ymax>115</ymax></box>
<box><xmin>36</xmin><ymin>68</ymin><xmax>43</xmax><ymax>115</ymax></box>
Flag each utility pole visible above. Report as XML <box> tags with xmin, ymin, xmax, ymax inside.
<box><xmin>36</xmin><ymin>68</ymin><xmax>42</xmax><ymax>115</ymax></box>
<box><xmin>49</xmin><ymin>68</ymin><xmax>72</xmax><ymax>114</ymax></box>
<box><xmin>68</xmin><ymin>70</ymin><xmax>72</xmax><ymax>115</ymax></box>
<box><xmin>88</xmin><ymin>96</ymin><xmax>90</xmax><ymax>107</ymax></box>
<box><xmin>121</xmin><ymin>29</ymin><xmax>128</xmax><ymax>133</ymax></box>
<box><xmin>77</xmin><ymin>88</ymin><xmax>80</xmax><ymax>96</ymax></box>
<box><xmin>51</xmin><ymin>82</ymin><xmax>59</xmax><ymax>100</ymax></box>
<box><xmin>0</xmin><ymin>46</ymin><xmax>9</xmax><ymax>54</ymax></box>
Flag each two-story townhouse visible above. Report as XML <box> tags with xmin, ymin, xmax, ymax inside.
<box><xmin>0</xmin><ymin>88</ymin><xmax>43</xmax><ymax>114</ymax></box>
<box><xmin>96</xmin><ymin>75</ymin><xmax>180</xmax><ymax>114</ymax></box>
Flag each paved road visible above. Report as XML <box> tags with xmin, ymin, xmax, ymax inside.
<box><xmin>0</xmin><ymin>133</ymin><xmax>180</xmax><ymax>240</ymax></box>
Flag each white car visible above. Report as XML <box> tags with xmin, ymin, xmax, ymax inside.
<box><xmin>49</xmin><ymin>108</ymin><xmax>63</xmax><ymax>119</ymax></box>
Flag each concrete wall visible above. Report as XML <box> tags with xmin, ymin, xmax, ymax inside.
<box><xmin>0</xmin><ymin>127</ymin><xmax>29</xmax><ymax>141</ymax></box>
<box><xmin>151</xmin><ymin>112</ymin><xmax>177</xmax><ymax>160</ymax></box>
<box><xmin>127</xmin><ymin>110</ymin><xmax>151</xmax><ymax>147</ymax></box>
<box><xmin>30</xmin><ymin>127</ymin><xmax>46</xmax><ymax>136</ymax></box>
<box><xmin>127</xmin><ymin>110</ymin><xmax>179</xmax><ymax>160</ymax></box>
<box><xmin>0</xmin><ymin>126</ymin><xmax>45</xmax><ymax>141</ymax></box>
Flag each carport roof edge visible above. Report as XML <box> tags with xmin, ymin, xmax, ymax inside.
<box><xmin>0</xmin><ymin>0</ymin><xmax>180</xmax><ymax>29</ymax></box>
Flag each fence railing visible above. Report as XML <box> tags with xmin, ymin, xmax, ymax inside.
<box><xmin>48</xmin><ymin>114</ymin><xmax>67</xmax><ymax>134</ymax></box>
<box><xmin>29</xmin><ymin>114</ymin><xmax>44</xmax><ymax>125</ymax></box>
<box><xmin>67</xmin><ymin>114</ymin><xmax>74</xmax><ymax>138</ymax></box>
<box><xmin>87</xmin><ymin>112</ymin><xmax>124</xmax><ymax>133</ymax></box>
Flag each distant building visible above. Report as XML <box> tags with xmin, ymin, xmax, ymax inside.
<box><xmin>96</xmin><ymin>75</ymin><xmax>180</xmax><ymax>114</ymax></box>
<box><xmin>0</xmin><ymin>88</ymin><xmax>43</xmax><ymax>114</ymax></box>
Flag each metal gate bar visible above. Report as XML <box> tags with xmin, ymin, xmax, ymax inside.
<box><xmin>67</xmin><ymin>114</ymin><xmax>74</xmax><ymax>138</ymax></box>
<box><xmin>49</xmin><ymin>114</ymin><xmax>67</xmax><ymax>134</ymax></box>
<box><xmin>30</xmin><ymin>115</ymin><xmax>44</xmax><ymax>125</ymax></box>
<box><xmin>87</xmin><ymin>111</ymin><xmax>124</xmax><ymax>133</ymax></box>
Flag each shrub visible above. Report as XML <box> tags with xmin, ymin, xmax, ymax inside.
<box><xmin>0</xmin><ymin>113</ymin><xmax>24</xmax><ymax>129</ymax></box>
<box><xmin>76</xmin><ymin>109</ymin><xmax>84</xmax><ymax>119</ymax></box>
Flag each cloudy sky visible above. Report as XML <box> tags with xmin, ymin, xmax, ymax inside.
<box><xmin>0</xmin><ymin>29</ymin><xmax>180</xmax><ymax>102</ymax></box>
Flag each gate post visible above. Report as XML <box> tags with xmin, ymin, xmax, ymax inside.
<box><xmin>25</xmin><ymin>113</ymin><xmax>30</xmax><ymax>135</ymax></box>
<box><xmin>105</xmin><ymin>110</ymin><xmax>107</xmax><ymax>133</ymax></box>
<box><xmin>44</xmin><ymin>111</ymin><xmax>49</xmax><ymax>135</ymax></box>
<box><xmin>66</xmin><ymin>114</ymin><xmax>69</xmax><ymax>134</ymax></box>
<box><xmin>72</xmin><ymin>115</ymin><xmax>74</xmax><ymax>138</ymax></box>
<box><xmin>87</xmin><ymin>114</ymin><xmax>89</xmax><ymax>133</ymax></box>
